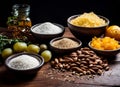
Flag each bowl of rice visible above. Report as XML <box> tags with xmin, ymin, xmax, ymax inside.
<box><xmin>30</xmin><ymin>22</ymin><xmax>65</xmax><ymax>43</ymax></box>
<box><xmin>5</xmin><ymin>52</ymin><xmax>44</xmax><ymax>75</ymax></box>
<box><xmin>67</xmin><ymin>12</ymin><xmax>110</xmax><ymax>45</ymax></box>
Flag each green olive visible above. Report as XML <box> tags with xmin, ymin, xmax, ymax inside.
<box><xmin>13</xmin><ymin>42</ymin><xmax>27</xmax><ymax>52</ymax></box>
<box><xmin>26</xmin><ymin>44</ymin><xmax>40</xmax><ymax>54</ymax></box>
<box><xmin>1</xmin><ymin>48</ymin><xmax>13</xmax><ymax>58</ymax></box>
<box><xmin>41</xmin><ymin>50</ymin><xmax>52</xmax><ymax>62</ymax></box>
<box><xmin>40</xmin><ymin>44</ymin><xmax>48</xmax><ymax>52</ymax></box>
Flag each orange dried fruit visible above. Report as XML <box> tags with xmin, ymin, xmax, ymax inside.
<box><xmin>91</xmin><ymin>37</ymin><xmax>120</xmax><ymax>50</ymax></box>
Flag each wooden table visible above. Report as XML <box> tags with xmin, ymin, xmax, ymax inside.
<box><xmin>0</xmin><ymin>27</ymin><xmax>120</xmax><ymax>87</ymax></box>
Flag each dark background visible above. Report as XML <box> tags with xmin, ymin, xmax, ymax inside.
<box><xmin>0</xmin><ymin>0</ymin><xmax>120</xmax><ymax>27</ymax></box>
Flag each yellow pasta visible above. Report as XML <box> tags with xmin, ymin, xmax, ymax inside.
<box><xmin>70</xmin><ymin>12</ymin><xmax>106</xmax><ymax>27</ymax></box>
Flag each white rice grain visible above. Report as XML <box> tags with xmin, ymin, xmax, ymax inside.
<box><xmin>8</xmin><ymin>55</ymin><xmax>40</xmax><ymax>70</ymax></box>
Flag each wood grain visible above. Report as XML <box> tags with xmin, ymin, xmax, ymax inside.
<box><xmin>0</xmin><ymin>27</ymin><xmax>120</xmax><ymax>87</ymax></box>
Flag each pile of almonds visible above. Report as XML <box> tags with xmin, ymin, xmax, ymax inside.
<box><xmin>51</xmin><ymin>47</ymin><xmax>109</xmax><ymax>76</ymax></box>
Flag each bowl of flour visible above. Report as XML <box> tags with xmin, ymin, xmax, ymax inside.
<box><xmin>5</xmin><ymin>52</ymin><xmax>44</xmax><ymax>75</ymax></box>
<box><xmin>30</xmin><ymin>22</ymin><xmax>65</xmax><ymax>42</ymax></box>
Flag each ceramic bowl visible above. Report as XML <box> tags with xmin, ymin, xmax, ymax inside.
<box><xmin>30</xmin><ymin>22</ymin><xmax>65</xmax><ymax>43</ymax></box>
<box><xmin>88</xmin><ymin>41</ymin><xmax>120</xmax><ymax>58</ymax></box>
<box><xmin>5</xmin><ymin>52</ymin><xmax>44</xmax><ymax>75</ymax></box>
<box><xmin>49</xmin><ymin>37</ymin><xmax>82</xmax><ymax>55</ymax></box>
<box><xmin>67</xmin><ymin>14</ymin><xmax>110</xmax><ymax>45</ymax></box>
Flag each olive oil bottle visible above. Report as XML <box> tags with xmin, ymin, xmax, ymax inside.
<box><xmin>7</xmin><ymin>4</ymin><xmax>32</xmax><ymax>41</ymax></box>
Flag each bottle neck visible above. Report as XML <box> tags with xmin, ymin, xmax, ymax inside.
<box><xmin>12</xmin><ymin>4</ymin><xmax>30</xmax><ymax>18</ymax></box>
<box><xmin>12</xmin><ymin>10</ymin><xmax>30</xmax><ymax>21</ymax></box>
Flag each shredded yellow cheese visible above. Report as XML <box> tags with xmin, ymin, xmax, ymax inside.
<box><xmin>70</xmin><ymin>12</ymin><xmax>106</xmax><ymax>27</ymax></box>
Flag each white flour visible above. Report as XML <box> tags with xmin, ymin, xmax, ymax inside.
<box><xmin>32</xmin><ymin>22</ymin><xmax>63</xmax><ymax>34</ymax></box>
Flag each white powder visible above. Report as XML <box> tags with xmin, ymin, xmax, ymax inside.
<box><xmin>32</xmin><ymin>22</ymin><xmax>63</xmax><ymax>34</ymax></box>
<box><xmin>8</xmin><ymin>55</ymin><xmax>40</xmax><ymax>70</ymax></box>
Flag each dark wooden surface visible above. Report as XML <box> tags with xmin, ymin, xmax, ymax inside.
<box><xmin>0</xmin><ymin>27</ymin><xmax>120</xmax><ymax>87</ymax></box>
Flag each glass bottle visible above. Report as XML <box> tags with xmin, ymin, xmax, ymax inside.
<box><xmin>7</xmin><ymin>4</ymin><xmax>32</xmax><ymax>40</ymax></box>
